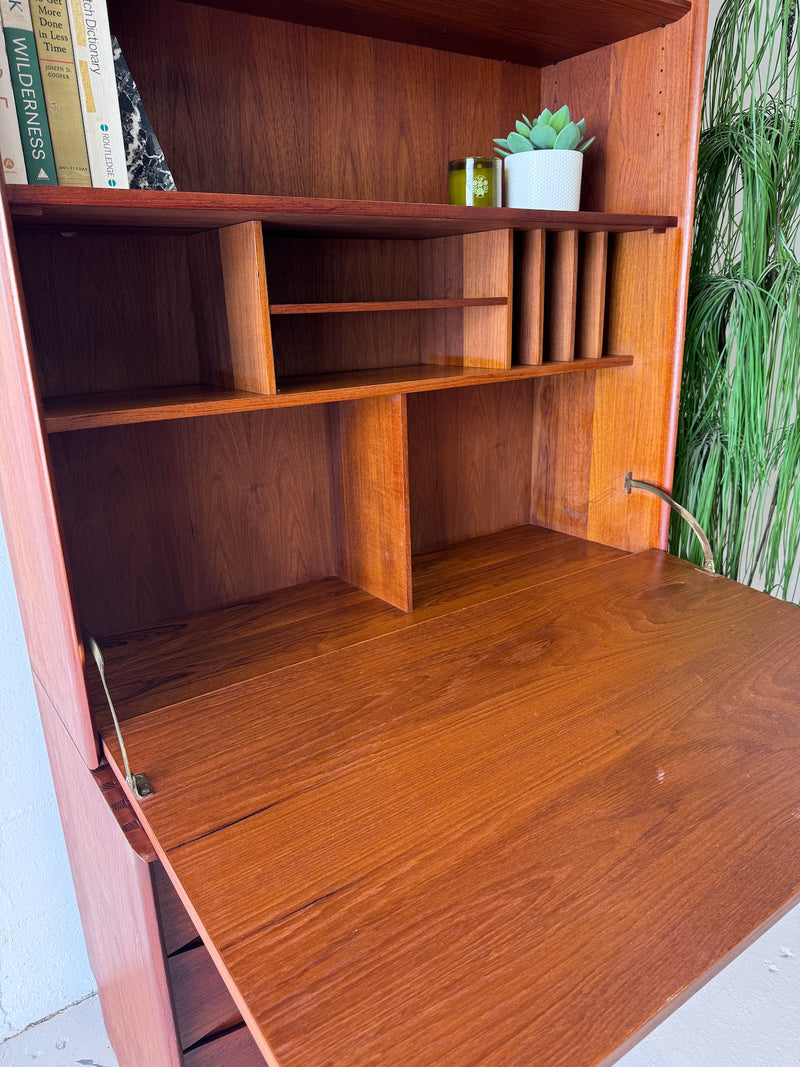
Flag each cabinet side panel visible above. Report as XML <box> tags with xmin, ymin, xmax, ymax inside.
<box><xmin>0</xmin><ymin>187</ymin><xmax>97</xmax><ymax>765</ymax></box>
<box><xmin>34</xmin><ymin>681</ymin><xmax>182</xmax><ymax>1067</ymax></box>
<box><xmin>409</xmin><ymin>382</ymin><xmax>534</xmax><ymax>554</ymax></box>
<box><xmin>48</xmin><ymin>409</ymin><xmax>338</xmax><ymax>635</ymax></box>
<box><xmin>107</xmin><ymin>0</ymin><xmax>540</xmax><ymax>201</ymax></box>
<box><xmin>535</xmin><ymin>4</ymin><xmax>707</xmax><ymax>551</ymax></box>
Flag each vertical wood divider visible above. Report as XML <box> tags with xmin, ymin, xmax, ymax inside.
<box><xmin>576</xmin><ymin>231</ymin><xmax>608</xmax><ymax>359</ymax></box>
<box><xmin>330</xmin><ymin>393</ymin><xmax>413</xmax><ymax>612</ymax></box>
<box><xmin>419</xmin><ymin>230</ymin><xmax>512</xmax><ymax>369</ymax></box>
<box><xmin>515</xmin><ymin>229</ymin><xmax>546</xmax><ymax>365</ymax></box>
<box><xmin>190</xmin><ymin>221</ymin><xmax>276</xmax><ymax>395</ymax></box>
<box><xmin>546</xmin><ymin>230</ymin><xmax>579</xmax><ymax>362</ymax></box>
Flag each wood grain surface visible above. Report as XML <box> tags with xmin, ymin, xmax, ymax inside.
<box><xmin>36</xmin><ymin>685</ymin><xmax>182</xmax><ymax>1066</ymax></box>
<box><xmin>85</xmin><ymin>525</ymin><xmax>624</xmax><ymax>721</ymax></box>
<box><xmin>419</xmin><ymin>230</ymin><xmax>513</xmax><ymax>370</ymax></box>
<box><xmin>182</xmin><ymin>1024</ymin><xmax>266</xmax><ymax>1067</ymax></box>
<box><xmin>195</xmin><ymin>222</ymin><xmax>276</xmax><ymax>394</ymax></box>
<box><xmin>17</xmin><ymin>231</ymin><xmax>202</xmax><ymax>398</ymax></box>
<box><xmin>408</xmin><ymin>383</ymin><xmax>535</xmax><ymax>553</ymax></box>
<box><xmin>49</xmin><ymin>409</ymin><xmax>338</xmax><ymax>634</ymax></box>
<box><xmin>121</xmin><ymin>0</ymin><xmax>691</xmax><ymax>67</ymax></box>
<box><xmin>8</xmin><ymin>186</ymin><xmax>678</xmax><ymax>236</ymax></box>
<box><xmin>515</xmin><ymin>229</ymin><xmax>546</xmax><ymax>365</ymax></box>
<box><xmin>331</xmin><ymin>394</ymin><xmax>412</xmax><ymax>611</ymax></box>
<box><xmin>269</xmin><ymin>298</ymin><xmax>507</xmax><ymax>314</ymax></box>
<box><xmin>576</xmin><ymin>230</ymin><xmax>609</xmax><ymax>359</ymax></box>
<box><xmin>546</xmin><ymin>230</ymin><xmax>579</xmax><ymax>362</ymax></box>
<box><xmin>0</xmin><ymin>184</ymin><xmax>97</xmax><ymax>764</ymax></box>
<box><xmin>102</xmin><ymin>545</ymin><xmax>800</xmax><ymax>1067</ymax></box>
<box><xmin>169</xmin><ymin>942</ymin><xmax>243</xmax><ymax>1050</ymax></box>
<box><xmin>41</xmin><ymin>358</ymin><xmax>634</xmax><ymax>432</ymax></box>
<box><xmin>533</xmin><ymin>3</ymin><xmax>708</xmax><ymax>552</ymax></box>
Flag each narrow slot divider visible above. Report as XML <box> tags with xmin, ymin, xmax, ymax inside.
<box><xmin>189</xmin><ymin>221</ymin><xmax>276</xmax><ymax>395</ymax></box>
<box><xmin>546</xmin><ymin>230</ymin><xmax>579</xmax><ymax>363</ymax></box>
<box><xmin>419</xmin><ymin>230</ymin><xmax>513</xmax><ymax>369</ymax></box>
<box><xmin>515</xmin><ymin>229</ymin><xmax>546</xmax><ymax>365</ymax></box>
<box><xmin>329</xmin><ymin>393</ymin><xmax>413</xmax><ymax>612</ymax></box>
<box><xmin>576</xmin><ymin>231</ymin><xmax>609</xmax><ymax>359</ymax></box>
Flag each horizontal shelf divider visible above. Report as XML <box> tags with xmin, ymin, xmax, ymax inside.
<box><xmin>269</xmin><ymin>298</ymin><xmax>508</xmax><ymax>315</ymax></box>
<box><xmin>42</xmin><ymin>357</ymin><xmax>633</xmax><ymax>433</ymax></box>
<box><xmin>8</xmin><ymin>187</ymin><xmax>677</xmax><ymax>239</ymax></box>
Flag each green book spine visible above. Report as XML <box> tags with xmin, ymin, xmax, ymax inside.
<box><xmin>0</xmin><ymin>0</ymin><xmax>56</xmax><ymax>184</ymax></box>
<box><xmin>30</xmin><ymin>0</ymin><xmax>89</xmax><ymax>186</ymax></box>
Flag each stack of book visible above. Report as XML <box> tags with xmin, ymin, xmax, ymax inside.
<box><xmin>0</xmin><ymin>0</ymin><xmax>174</xmax><ymax>189</ymax></box>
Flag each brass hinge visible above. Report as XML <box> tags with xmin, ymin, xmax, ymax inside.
<box><xmin>83</xmin><ymin>630</ymin><xmax>155</xmax><ymax>800</ymax></box>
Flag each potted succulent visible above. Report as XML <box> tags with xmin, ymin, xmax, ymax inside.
<box><xmin>494</xmin><ymin>106</ymin><xmax>594</xmax><ymax>210</ymax></box>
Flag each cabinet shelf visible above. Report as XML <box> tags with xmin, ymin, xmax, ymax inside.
<box><xmin>269</xmin><ymin>298</ymin><xmax>508</xmax><ymax>315</ymax></box>
<box><xmin>87</xmin><ymin>526</ymin><xmax>626</xmax><ymax>723</ymax></box>
<box><xmin>7</xmin><ymin>187</ymin><xmax>678</xmax><ymax>239</ymax></box>
<box><xmin>42</xmin><ymin>357</ymin><xmax>634</xmax><ymax>432</ymax></box>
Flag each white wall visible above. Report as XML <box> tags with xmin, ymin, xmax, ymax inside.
<box><xmin>0</xmin><ymin>517</ymin><xmax>95</xmax><ymax>1039</ymax></box>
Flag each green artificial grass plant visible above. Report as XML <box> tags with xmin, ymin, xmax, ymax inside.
<box><xmin>671</xmin><ymin>0</ymin><xmax>800</xmax><ymax>601</ymax></box>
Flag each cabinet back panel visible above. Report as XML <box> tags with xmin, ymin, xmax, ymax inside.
<box><xmin>16</xmin><ymin>232</ymin><xmax>204</xmax><ymax>399</ymax></box>
<box><xmin>48</xmin><ymin>409</ymin><xmax>338</xmax><ymax>635</ymax></box>
<box><xmin>107</xmin><ymin>0</ymin><xmax>541</xmax><ymax>200</ymax></box>
<box><xmin>408</xmin><ymin>382</ymin><xmax>534</xmax><ymax>554</ymax></box>
<box><xmin>264</xmin><ymin>237</ymin><xmax>421</xmax><ymax>304</ymax></box>
<box><xmin>272</xmin><ymin>312</ymin><xmax>423</xmax><ymax>379</ymax></box>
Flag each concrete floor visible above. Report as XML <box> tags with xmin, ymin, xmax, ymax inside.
<box><xmin>0</xmin><ymin>996</ymin><xmax>118</xmax><ymax>1067</ymax></box>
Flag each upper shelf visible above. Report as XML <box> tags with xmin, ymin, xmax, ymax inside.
<box><xmin>7</xmin><ymin>188</ymin><xmax>678</xmax><ymax>238</ymax></box>
<box><xmin>183</xmin><ymin>0</ymin><xmax>692</xmax><ymax>65</ymax></box>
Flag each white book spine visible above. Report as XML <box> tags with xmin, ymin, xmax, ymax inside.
<box><xmin>66</xmin><ymin>0</ymin><xmax>127</xmax><ymax>188</ymax></box>
<box><xmin>0</xmin><ymin>15</ymin><xmax>25</xmax><ymax>184</ymax></box>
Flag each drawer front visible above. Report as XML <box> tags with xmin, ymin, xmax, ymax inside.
<box><xmin>153</xmin><ymin>860</ymin><xmax>263</xmax><ymax>1059</ymax></box>
<box><xmin>182</xmin><ymin>1024</ymin><xmax>267</xmax><ymax>1067</ymax></box>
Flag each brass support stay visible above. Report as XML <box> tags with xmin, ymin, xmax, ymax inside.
<box><xmin>83</xmin><ymin>630</ymin><xmax>155</xmax><ymax>799</ymax></box>
<box><xmin>624</xmin><ymin>471</ymin><xmax>716</xmax><ymax>575</ymax></box>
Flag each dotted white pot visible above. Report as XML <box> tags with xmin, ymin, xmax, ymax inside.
<box><xmin>503</xmin><ymin>150</ymin><xmax>584</xmax><ymax>210</ymax></box>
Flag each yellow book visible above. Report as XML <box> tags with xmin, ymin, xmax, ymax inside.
<box><xmin>30</xmin><ymin>0</ymin><xmax>89</xmax><ymax>185</ymax></box>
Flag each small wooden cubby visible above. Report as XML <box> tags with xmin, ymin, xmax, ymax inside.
<box><xmin>9</xmin><ymin>4</ymin><xmax>800</xmax><ymax>1067</ymax></box>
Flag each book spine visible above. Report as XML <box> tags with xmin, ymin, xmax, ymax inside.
<box><xmin>29</xmin><ymin>0</ymin><xmax>90</xmax><ymax>186</ymax></box>
<box><xmin>0</xmin><ymin>0</ymin><xmax>56</xmax><ymax>184</ymax></box>
<box><xmin>66</xmin><ymin>0</ymin><xmax>126</xmax><ymax>188</ymax></box>
<box><xmin>0</xmin><ymin>14</ymin><xmax>26</xmax><ymax>183</ymax></box>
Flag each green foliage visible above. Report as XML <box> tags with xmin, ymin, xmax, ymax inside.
<box><xmin>493</xmin><ymin>105</ymin><xmax>595</xmax><ymax>158</ymax></box>
<box><xmin>671</xmin><ymin>0</ymin><xmax>800</xmax><ymax>602</ymax></box>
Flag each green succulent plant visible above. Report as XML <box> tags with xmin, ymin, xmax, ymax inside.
<box><xmin>493</xmin><ymin>105</ymin><xmax>595</xmax><ymax>157</ymax></box>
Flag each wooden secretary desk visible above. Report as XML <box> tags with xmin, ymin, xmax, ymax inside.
<box><xmin>4</xmin><ymin>0</ymin><xmax>800</xmax><ymax>1063</ymax></box>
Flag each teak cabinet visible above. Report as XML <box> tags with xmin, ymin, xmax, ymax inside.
<box><xmin>5</xmin><ymin>1</ymin><xmax>800</xmax><ymax>1065</ymax></box>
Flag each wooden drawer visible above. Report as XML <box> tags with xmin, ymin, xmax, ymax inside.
<box><xmin>169</xmin><ymin>942</ymin><xmax>243</xmax><ymax>1051</ymax></box>
<box><xmin>153</xmin><ymin>860</ymin><xmax>199</xmax><ymax>957</ymax></box>
<box><xmin>182</xmin><ymin>1024</ymin><xmax>266</xmax><ymax>1067</ymax></box>
<box><xmin>153</xmin><ymin>860</ymin><xmax>260</xmax><ymax>1059</ymax></box>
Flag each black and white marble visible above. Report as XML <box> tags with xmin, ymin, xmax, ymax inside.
<box><xmin>112</xmin><ymin>36</ymin><xmax>176</xmax><ymax>191</ymax></box>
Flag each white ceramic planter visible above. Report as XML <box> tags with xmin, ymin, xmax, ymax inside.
<box><xmin>503</xmin><ymin>150</ymin><xmax>584</xmax><ymax>210</ymax></box>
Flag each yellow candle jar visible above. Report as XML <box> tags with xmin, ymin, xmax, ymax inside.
<box><xmin>448</xmin><ymin>157</ymin><xmax>502</xmax><ymax>206</ymax></box>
